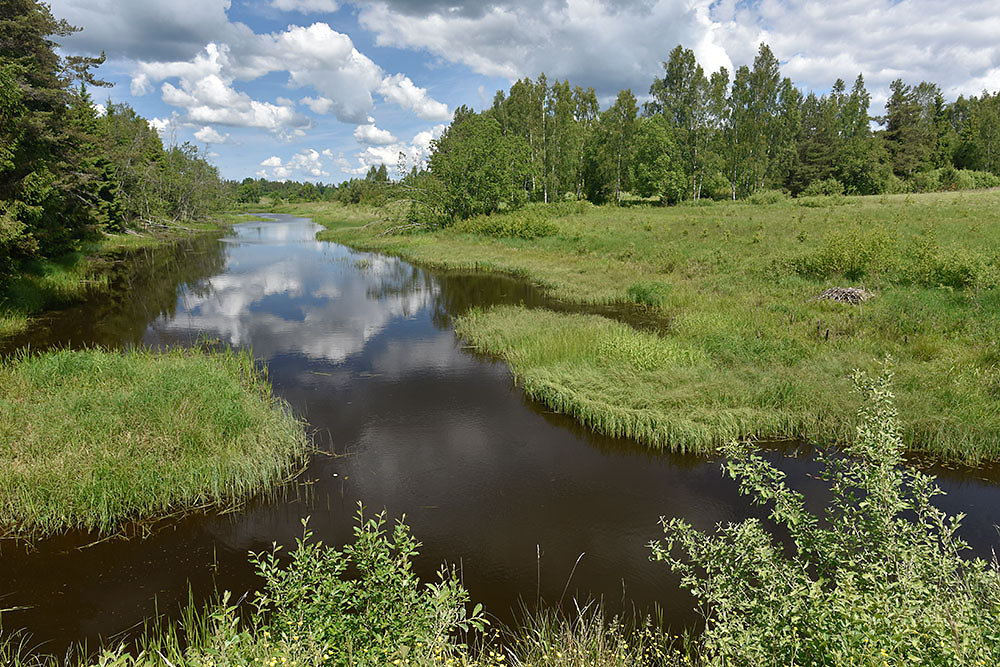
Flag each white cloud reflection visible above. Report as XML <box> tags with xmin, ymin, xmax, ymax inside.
<box><xmin>158</xmin><ymin>219</ymin><xmax>438</xmax><ymax>363</ymax></box>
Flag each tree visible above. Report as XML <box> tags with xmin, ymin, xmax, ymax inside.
<box><xmin>883</xmin><ymin>79</ymin><xmax>932</xmax><ymax>177</ymax></box>
<box><xmin>648</xmin><ymin>45</ymin><xmax>712</xmax><ymax>200</ymax></box>
<box><xmin>429</xmin><ymin>113</ymin><xmax>529</xmax><ymax>221</ymax></box>
<box><xmin>586</xmin><ymin>89</ymin><xmax>637</xmax><ymax>205</ymax></box>
<box><xmin>631</xmin><ymin>116</ymin><xmax>684</xmax><ymax>204</ymax></box>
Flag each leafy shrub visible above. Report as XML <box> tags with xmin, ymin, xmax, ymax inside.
<box><xmin>455</xmin><ymin>211</ymin><xmax>557</xmax><ymax>240</ymax></box>
<box><xmin>793</xmin><ymin>226</ymin><xmax>899</xmax><ymax>281</ymax></box>
<box><xmin>251</xmin><ymin>509</ymin><xmax>485</xmax><ymax>667</ymax></box>
<box><xmin>936</xmin><ymin>167</ymin><xmax>1000</xmax><ymax>192</ymax></box>
<box><xmin>968</xmin><ymin>169</ymin><xmax>1000</xmax><ymax>189</ymax></box>
<box><xmin>454</xmin><ymin>204</ymin><xmax>568</xmax><ymax>239</ymax></box>
<box><xmin>883</xmin><ymin>172</ymin><xmax>911</xmax><ymax>194</ymax></box>
<box><xmin>906</xmin><ymin>232</ymin><xmax>999</xmax><ymax>289</ymax></box>
<box><xmin>746</xmin><ymin>189</ymin><xmax>789</xmax><ymax>205</ymax></box>
<box><xmin>910</xmin><ymin>170</ymin><xmax>941</xmax><ymax>193</ymax></box>
<box><xmin>653</xmin><ymin>363</ymin><xmax>1000</xmax><ymax>665</ymax></box>
<box><xmin>802</xmin><ymin>177</ymin><xmax>844</xmax><ymax>196</ymax></box>
<box><xmin>702</xmin><ymin>171</ymin><xmax>732</xmax><ymax>201</ymax></box>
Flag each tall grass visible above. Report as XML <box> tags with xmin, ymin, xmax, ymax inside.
<box><xmin>0</xmin><ymin>346</ymin><xmax>308</xmax><ymax>537</ymax></box>
<box><xmin>455</xmin><ymin>307</ymin><xmax>856</xmax><ymax>454</ymax></box>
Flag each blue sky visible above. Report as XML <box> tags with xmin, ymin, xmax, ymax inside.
<box><xmin>47</xmin><ymin>0</ymin><xmax>1000</xmax><ymax>184</ymax></box>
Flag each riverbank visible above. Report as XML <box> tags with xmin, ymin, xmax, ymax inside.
<box><xmin>0</xmin><ymin>216</ymin><xmax>236</xmax><ymax>341</ymax></box>
<box><xmin>0</xmin><ymin>346</ymin><xmax>308</xmax><ymax>538</ymax></box>
<box><xmin>270</xmin><ymin>192</ymin><xmax>1000</xmax><ymax>461</ymax></box>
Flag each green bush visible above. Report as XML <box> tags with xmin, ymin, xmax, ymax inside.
<box><xmin>454</xmin><ymin>207</ymin><xmax>559</xmax><ymax>239</ymax></box>
<box><xmin>793</xmin><ymin>226</ymin><xmax>899</xmax><ymax>281</ymax></box>
<box><xmin>936</xmin><ymin>167</ymin><xmax>1000</xmax><ymax>192</ymax></box>
<box><xmin>251</xmin><ymin>509</ymin><xmax>486</xmax><ymax>667</ymax></box>
<box><xmin>653</xmin><ymin>363</ymin><xmax>1000</xmax><ymax>665</ymax></box>
<box><xmin>968</xmin><ymin>169</ymin><xmax>1000</xmax><ymax>189</ymax></box>
<box><xmin>910</xmin><ymin>170</ymin><xmax>941</xmax><ymax>193</ymax></box>
<box><xmin>802</xmin><ymin>177</ymin><xmax>844</xmax><ymax>196</ymax></box>
<box><xmin>702</xmin><ymin>171</ymin><xmax>733</xmax><ymax>201</ymax></box>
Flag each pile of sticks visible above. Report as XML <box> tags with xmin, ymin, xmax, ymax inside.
<box><xmin>818</xmin><ymin>287</ymin><xmax>873</xmax><ymax>304</ymax></box>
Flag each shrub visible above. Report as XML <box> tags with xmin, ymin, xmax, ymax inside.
<box><xmin>652</xmin><ymin>362</ymin><xmax>1000</xmax><ymax>665</ymax></box>
<box><xmin>793</xmin><ymin>226</ymin><xmax>898</xmax><ymax>281</ymax></box>
<box><xmin>251</xmin><ymin>509</ymin><xmax>486</xmax><ymax>667</ymax></box>
<box><xmin>968</xmin><ymin>169</ymin><xmax>1000</xmax><ymax>189</ymax></box>
<box><xmin>454</xmin><ymin>209</ymin><xmax>557</xmax><ymax>239</ymax></box>
<box><xmin>702</xmin><ymin>172</ymin><xmax>732</xmax><ymax>201</ymax></box>
<box><xmin>746</xmin><ymin>189</ymin><xmax>789</xmax><ymax>205</ymax></box>
<box><xmin>910</xmin><ymin>170</ymin><xmax>941</xmax><ymax>193</ymax></box>
<box><xmin>802</xmin><ymin>177</ymin><xmax>844</xmax><ymax>197</ymax></box>
<box><xmin>454</xmin><ymin>204</ymin><xmax>569</xmax><ymax>239</ymax></box>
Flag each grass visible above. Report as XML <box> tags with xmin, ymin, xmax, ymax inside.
<box><xmin>270</xmin><ymin>191</ymin><xmax>1000</xmax><ymax>461</ymax></box>
<box><xmin>0</xmin><ymin>346</ymin><xmax>308</xmax><ymax>537</ymax></box>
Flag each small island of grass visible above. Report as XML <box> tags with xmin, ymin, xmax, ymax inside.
<box><xmin>0</xmin><ymin>346</ymin><xmax>308</xmax><ymax>538</ymax></box>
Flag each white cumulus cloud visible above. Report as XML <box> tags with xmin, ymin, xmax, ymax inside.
<box><xmin>271</xmin><ymin>0</ymin><xmax>339</xmax><ymax>13</ymax></box>
<box><xmin>354</xmin><ymin>123</ymin><xmax>398</xmax><ymax>145</ymax></box>
<box><xmin>130</xmin><ymin>21</ymin><xmax>449</xmax><ymax>130</ymax></box>
<box><xmin>194</xmin><ymin>125</ymin><xmax>232</xmax><ymax>144</ymax></box>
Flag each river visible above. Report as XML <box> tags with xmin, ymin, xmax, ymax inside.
<box><xmin>2</xmin><ymin>215</ymin><xmax>998</xmax><ymax>654</ymax></box>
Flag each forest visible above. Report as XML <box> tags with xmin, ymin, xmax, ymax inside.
<box><xmin>0</xmin><ymin>1</ymin><xmax>229</xmax><ymax>289</ymax></box>
<box><xmin>253</xmin><ymin>43</ymin><xmax>1000</xmax><ymax>226</ymax></box>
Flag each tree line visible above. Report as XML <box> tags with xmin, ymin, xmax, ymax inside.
<box><xmin>400</xmin><ymin>43</ymin><xmax>1000</xmax><ymax>223</ymax></box>
<box><xmin>0</xmin><ymin>1</ymin><xmax>229</xmax><ymax>286</ymax></box>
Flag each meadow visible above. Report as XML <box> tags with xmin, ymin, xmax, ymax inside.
<box><xmin>271</xmin><ymin>190</ymin><xmax>1000</xmax><ymax>461</ymax></box>
<box><xmin>0</xmin><ymin>346</ymin><xmax>308</xmax><ymax>537</ymax></box>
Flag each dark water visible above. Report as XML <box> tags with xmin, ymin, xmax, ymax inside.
<box><xmin>2</xmin><ymin>215</ymin><xmax>998</xmax><ymax>654</ymax></box>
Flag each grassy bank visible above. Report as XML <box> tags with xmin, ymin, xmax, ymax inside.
<box><xmin>271</xmin><ymin>192</ymin><xmax>1000</xmax><ymax>461</ymax></box>
<box><xmin>0</xmin><ymin>218</ymin><xmax>230</xmax><ymax>340</ymax></box>
<box><xmin>0</xmin><ymin>346</ymin><xmax>308</xmax><ymax>537</ymax></box>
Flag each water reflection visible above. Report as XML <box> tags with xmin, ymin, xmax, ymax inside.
<box><xmin>2</xmin><ymin>215</ymin><xmax>998</xmax><ymax>656</ymax></box>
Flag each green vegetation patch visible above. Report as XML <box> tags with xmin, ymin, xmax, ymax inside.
<box><xmin>0</xmin><ymin>347</ymin><xmax>307</xmax><ymax>537</ymax></box>
<box><xmin>455</xmin><ymin>304</ymin><xmax>1000</xmax><ymax>459</ymax></box>
<box><xmin>455</xmin><ymin>306</ymin><xmax>825</xmax><ymax>453</ymax></box>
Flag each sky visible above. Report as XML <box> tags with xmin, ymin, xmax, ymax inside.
<box><xmin>46</xmin><ymin>0</ymin><xmax>1000</xmax><ymax>184</ymax></box>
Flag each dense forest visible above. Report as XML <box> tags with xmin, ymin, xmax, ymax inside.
<box><xmin>0</xmin><ymin>1</ymin><xmax>229</xmax><ymax>286</ymax></box>
<box><xmin>263</xmin><ymin>43</ymin><xmax>1000</xmax><ymax>224</ymax></box>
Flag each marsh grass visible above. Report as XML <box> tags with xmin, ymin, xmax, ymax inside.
<box><xmin>500</xmin><ymin>603</ymin><xmax>688</xmax><ymax>667</ymax></box>
<box><xmin>455</xmin><ymin>307</ymin><xmax>852</xmax><ymax>454</ymax></box>
<box><xmin>274</xmin><ymin>191</ymin><xmax>1000</xmax><ymax>461</ymax></box>
<box><xmin>0</xmin><ymin>346</ymin><xmax>308</xmax><ymax>537</ymax></box>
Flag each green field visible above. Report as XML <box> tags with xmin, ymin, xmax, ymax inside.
<box><xmin>271</xmin><ymin>191</ymin><xmax>1000</xmax><ymax>461</ymax></box>
<box><xmin>0</xmin><ymin>347</ymin><xmax>308</xmax><ymax>537</ymax></box>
